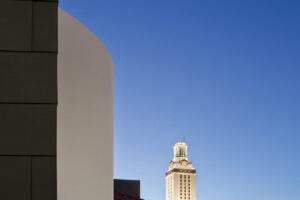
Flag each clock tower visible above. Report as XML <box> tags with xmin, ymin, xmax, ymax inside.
<box><xmin>166</xmin><ymin>142</ymin><xmax>196</xmax><ymax>200</ymax></box>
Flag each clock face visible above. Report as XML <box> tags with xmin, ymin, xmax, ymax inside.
<box><xmin>169</xmin><ymin>162</ymin><xmax>174</xmax><ymax>168</ymax></box>
<box><xmin>182</xmin><ymin>160</ymin><xmax>188</xmax><ymax>166</ymax></box>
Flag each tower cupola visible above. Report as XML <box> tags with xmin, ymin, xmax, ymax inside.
<box><xmin>173</xmin><ymin>142</ymin><xmax>188</xmax><ymax>162</ymax></box>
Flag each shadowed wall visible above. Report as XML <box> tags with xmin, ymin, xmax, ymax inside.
<box><xmin>0</xmin><ymin>0</ymin><xmax>58</xmax><ymax>200</ymax></box>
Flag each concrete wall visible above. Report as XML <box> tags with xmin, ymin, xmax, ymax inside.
<box><xmin>57</xmin><ymin>9</ymin><xmax>114</xmax><ymax>200</ymax></box>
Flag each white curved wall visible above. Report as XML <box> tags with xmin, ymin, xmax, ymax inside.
<box><xmin>57</xmin><ymin>9</ymin><xmax>113</xmax><ymax>200</ymax></box>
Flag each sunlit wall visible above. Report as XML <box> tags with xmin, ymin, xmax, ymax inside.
<box><xmin>57</xmin><ymin>9</ymin><xmax>113</xmax><ymax>200</ymax></box>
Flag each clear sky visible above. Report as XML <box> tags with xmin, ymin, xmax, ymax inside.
<box><xmin>60</xmin><ymin>1</ymin><xmax>300</xmax><ymax>200</ymax></box>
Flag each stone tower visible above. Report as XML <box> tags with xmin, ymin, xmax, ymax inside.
<box><xmin>166</xmin><ymin>142</ymin><xmax>196</xmax><ymax>200</ymax></box>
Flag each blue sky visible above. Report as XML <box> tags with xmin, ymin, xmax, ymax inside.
<box><xmin>60</xmin><ymin>1</ymin><xmax>300</xmax><ymax>200</ymax></box>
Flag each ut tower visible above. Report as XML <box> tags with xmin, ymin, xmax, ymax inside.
<box><xmin>166</xmin><ymin>142</ymin><xmax>197</xmax><ymax>200</ymax></box>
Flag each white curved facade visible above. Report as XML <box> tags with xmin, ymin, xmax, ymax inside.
<box><xmin>57</xmin><ymin>9</ymin><xmax>113</xmax><ymax>200</ymax></box>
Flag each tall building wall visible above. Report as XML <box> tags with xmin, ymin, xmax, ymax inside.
<box><xmin>0</xmin><ymin>0</ymin><xmax>58</xmax><ymax>200</ymax></box>
<box><xmin>0</xmin><ymin>1</ymin><xmax>113</xmax><ymax>200</ymax></box>
<box><xmin>57</xmin><ymin>9</ymin><xmax>114</xmax><ymax>200</ymax></box>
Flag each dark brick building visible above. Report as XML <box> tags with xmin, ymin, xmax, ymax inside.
<box><xmin>114</xmin><ymin>179</ymin><xmax>143</xmax><ymax>200</ymax></box>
